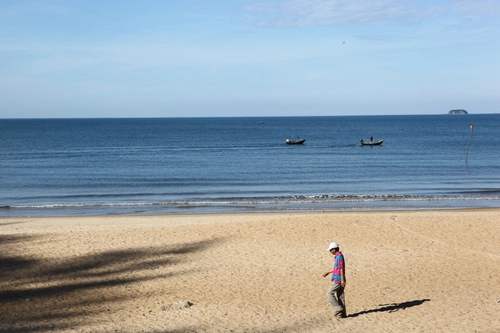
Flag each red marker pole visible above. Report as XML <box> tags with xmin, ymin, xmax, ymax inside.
<box><xmin>466</xmin><ymin>123</ymin><xmax>474</xmax><ymax>164</ymax></box>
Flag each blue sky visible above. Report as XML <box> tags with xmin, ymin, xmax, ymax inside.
<box><xmin>1</xmin><ymin>0</ymin><xmax>499</xmax><ymax>118</ymax></box>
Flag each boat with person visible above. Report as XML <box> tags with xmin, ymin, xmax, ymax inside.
<box><xmin>286</xmin><ymin>138</ymin><xmax>306</xmax><ymax>145</ymax></box>
<box><xmin>360</xmin><ymin>139</ymin><xmax>384</xmax><ymax>146</ymax></box>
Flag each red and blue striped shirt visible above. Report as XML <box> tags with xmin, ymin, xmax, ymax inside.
<box><xmin>331</xmin><ymin>251</ymin><xmax>345</xmax><ymax>283</ymax></box>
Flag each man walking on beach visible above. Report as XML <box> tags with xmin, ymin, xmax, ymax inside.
<box><xmin>323</xmin><ymin>242</ymin><xmax>346</xmax><ymax>318</ymax></box>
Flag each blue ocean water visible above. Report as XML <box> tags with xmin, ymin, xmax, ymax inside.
<box><xmin>1</xmin><ymin>115</ymin><xmax>499</xmax><ymax>217</ymax></box>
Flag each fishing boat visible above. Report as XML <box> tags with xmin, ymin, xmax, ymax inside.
<box><xmin>360</xmin><ymin>139</ymin><xmax>384</xmax><ymax>146</ymax></box>
<box><xmin>286</xmin><ymin>138</ymin><xmax>306</xmax><ymax>145</ymax></box>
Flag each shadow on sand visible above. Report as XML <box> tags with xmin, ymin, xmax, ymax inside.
<box><xmin>348</xmin><ymin>299</ymin><xmax>431</xmax><ymax>318</ymax></box>
<box><xmin>0</xmin><ymin>234</ymin><xmax>220</xmax><ymax>333</ymax></box>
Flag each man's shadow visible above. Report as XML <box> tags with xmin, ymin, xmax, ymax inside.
<box><xmin>348</xmin><ymin>299</ymin><xmax>431</xmax><ymax>318</ymax></box>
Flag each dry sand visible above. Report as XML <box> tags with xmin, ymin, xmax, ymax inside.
<box><xmin>1</xmin><ymin>210</ymin><xmax>499</xmax><ymax>333</ymax></box>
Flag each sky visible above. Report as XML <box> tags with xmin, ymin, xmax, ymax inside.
<box><xmin>1</xmin><ymin>0</ymin><xmax>499</xmax><ymax>118</ymax></box>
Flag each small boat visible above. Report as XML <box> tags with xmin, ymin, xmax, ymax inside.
<box><xmin>286</xmin><ymin>138</ymin><xmax>306</xmax><ymax>145</ymax></box>
<box><xmin>360</xmin><ymin>139</ymin><xmax>383</xmax><ymax>146</ymax></box>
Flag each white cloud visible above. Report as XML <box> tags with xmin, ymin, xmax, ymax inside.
<box><xmin>0</xmin><ymin>1</ymin><xmax>68</xmax><ymax>17</ymax></box>
<box><xmin>448</xmin><ymin>0</ymin><xmax>500</xmax><ymax>16</ymax></box>
<box><xmin>244</xmin><ymin>0</ymin><xmax>441</xmax><ymax>27</ymax></box>
<box><xmin>243</xmin><ymin>0</ymin><xmax>500</xmax><ymax>28</ymax></box>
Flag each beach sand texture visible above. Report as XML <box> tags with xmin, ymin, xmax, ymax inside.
<box><xmin>1</xmin><ymin>210</ymin><xmax>499</xmax><ymax>333</ymax></box>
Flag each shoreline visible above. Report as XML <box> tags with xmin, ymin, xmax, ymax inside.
<box><xmin>3</xmin><ymin>192</ymin><xmax>500</xmax><ymax>219</ymax></box>
<box><xmin>3</xmin><ymin>204</ymin><xmax>500</xmax><ymax>220</ymax></box>
<box><xmin>1</xmin><ymin>209</ymin><xmax>499</xmax><ymax>332</ymax></box>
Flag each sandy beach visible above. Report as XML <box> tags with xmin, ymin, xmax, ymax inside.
<box><xmin>1</xmin><ymin>210</ymin><xmax>499</xmax><ymax>333</ymax></box>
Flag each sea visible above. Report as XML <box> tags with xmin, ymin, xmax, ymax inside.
<box><xmin>1</xmin><ymin>114</ymin><xmax>499</xmax><ymax>218</ymax></box>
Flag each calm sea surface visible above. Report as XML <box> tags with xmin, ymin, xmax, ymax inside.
<box><xmin>1</xmin><ymin>115</ymin><xmax>499</xmax><ymax>217</ymax></box>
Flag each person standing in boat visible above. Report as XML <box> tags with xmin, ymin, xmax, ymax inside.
<box><xmin>370</xmin><ymin>136</ymin><xmax>373</xmax><ymax>142</ymax></box>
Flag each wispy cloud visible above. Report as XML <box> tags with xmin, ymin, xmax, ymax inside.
<box><xmin>243</xmin><ymin>0</ymin><xmax>439</xmax><ymax>27</ymax></box>
<box><xmin>243</xmin><ymin>0</ymin><xmax>500</xmax><ymax>28</ymax></box>
<box><xmin>0</xmin><ymin>1</ymin><xmax>68</xmax><ymax>17</ymax></box>
<box><xmin>448</xmin><ymin>0</ymin><xmax>500</xmax><ymax>16</ymax></box>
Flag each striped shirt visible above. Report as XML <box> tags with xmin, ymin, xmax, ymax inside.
<box><xmin>331</xmin><ymin>251</ymin><xmax>345</xmax><ymax>283</ymax></box>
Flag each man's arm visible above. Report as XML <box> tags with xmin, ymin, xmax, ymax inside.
<box><xmin>322</xmin><ymin>270</ymin><xmax>332</xmax><ymax>278</ymax></box>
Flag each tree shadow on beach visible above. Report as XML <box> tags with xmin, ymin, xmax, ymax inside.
<box><xmin>0</xmin><ymin>233</ymin><xmax>221</xmax><ymax>333</ymax></box>
<box><xmin>347</xmin><ymin>299</ymin><xmax>431</xmax><ymax>318</ymax></box>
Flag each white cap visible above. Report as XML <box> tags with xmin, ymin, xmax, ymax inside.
<box><xmin>327</xmin><ymin>242</ymin><xmax>339</xmax><ymax>251</ymax></box>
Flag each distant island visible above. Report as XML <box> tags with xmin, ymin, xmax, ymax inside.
<box><xmin>448</xmin><ymin>109</ymin><xmax>468</xmax><ymax>115</ymax></box>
